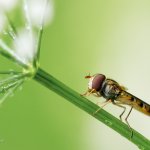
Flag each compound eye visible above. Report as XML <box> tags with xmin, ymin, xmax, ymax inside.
<box><xmin>92</xmin><ymin>74</ymin><xmax>106</xmax><ymax>91</ymax></box>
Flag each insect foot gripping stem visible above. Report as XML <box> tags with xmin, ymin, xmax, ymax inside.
<box><xmin>93</xmin><ymin>99</ymin><xmax>112</xmax><ymax>115</ymax></box>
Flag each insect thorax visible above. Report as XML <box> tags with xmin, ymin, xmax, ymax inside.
<box><xmin>100</xmin><ymin>79</ymin><xmax>121</xmax><ymax>100</ymax></box>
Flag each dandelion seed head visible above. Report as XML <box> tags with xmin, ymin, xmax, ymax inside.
<box><xmin>0</xmin><ymin>0</ymin><xmax>54</xmax><ymax>104</ymax></box>
<box><xmin>0</xmin><ymin>0</ymin><xmax>18</xmax><ymax>11</ymax></box>
<box><xmin>13</xmin><ymin>29</ymin><xmax>36</xmax><ymax>64</ymax></box>
<box><xmin>27</xmin><ymin>0</ymin><xmax>54</xmax><ymax>27</ymax></box>
<box><xmin>0</xmin><ymin>0</ymin><xmax>54</xmax><ymax>67</ymax></box>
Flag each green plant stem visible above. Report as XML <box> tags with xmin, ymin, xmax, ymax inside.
<box><xmin>34</xmin><ymin>67</ymin><xmax>150</xmax><ymax>150</ymax></box>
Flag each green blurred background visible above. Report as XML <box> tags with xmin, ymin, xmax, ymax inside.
<box><xmin>0</xmin><ymin>0</ymin><xmax>150</xmax><ymax>149</ymax></box>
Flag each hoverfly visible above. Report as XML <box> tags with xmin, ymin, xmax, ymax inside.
<box><xmin>82</xmin><ymin>74</ymin><xmax>150</xmax><ymax>137</ymax></box>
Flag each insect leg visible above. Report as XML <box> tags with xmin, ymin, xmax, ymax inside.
<box><xmin>93</xmin><ymin>99</ymin><xmax>112</xmax><ymax>115</ymax></box>
<box><xmin>80</xmin><ymin>90</ymin><xmax>89</xmax><ymax>96</ymax></box>
<box><xmin>87</xmin><ymin>89</ymin><xmax>96</xmax><ymax>96</ymax></box>
<box><xmin>81</xmin><ymin>89</ymin><xmax>97</xmax><ymax>96</ymax></box>
<box><xmin>92</xmin><ymin>91</ymin><xmax>101</xmax><ymax>97</ymax></box>
<box><xmin>112</xmin><ymin>101</ymin><xmax>126</xmax><ymax>121</ymax></box>
<box><xmin>125</xmin><ymin>106</ymin><xmax>133</xmax><ymax>138</ymax></box>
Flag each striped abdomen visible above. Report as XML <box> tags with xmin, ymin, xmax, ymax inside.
<box><xmin>117</xmin><ymin>91</ymin><xmax>150</xmax><ymax>116</ymax></box>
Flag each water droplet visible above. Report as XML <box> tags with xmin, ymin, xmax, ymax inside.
<box><xmin>138</xmin><ymin>145</ymin><xmax>145</xmax><ymax>150</ymax></box>
<box><xmin>104</xmin><ymin>120</ymin><xmax>112</xmax><ymax>126</ymax></box>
